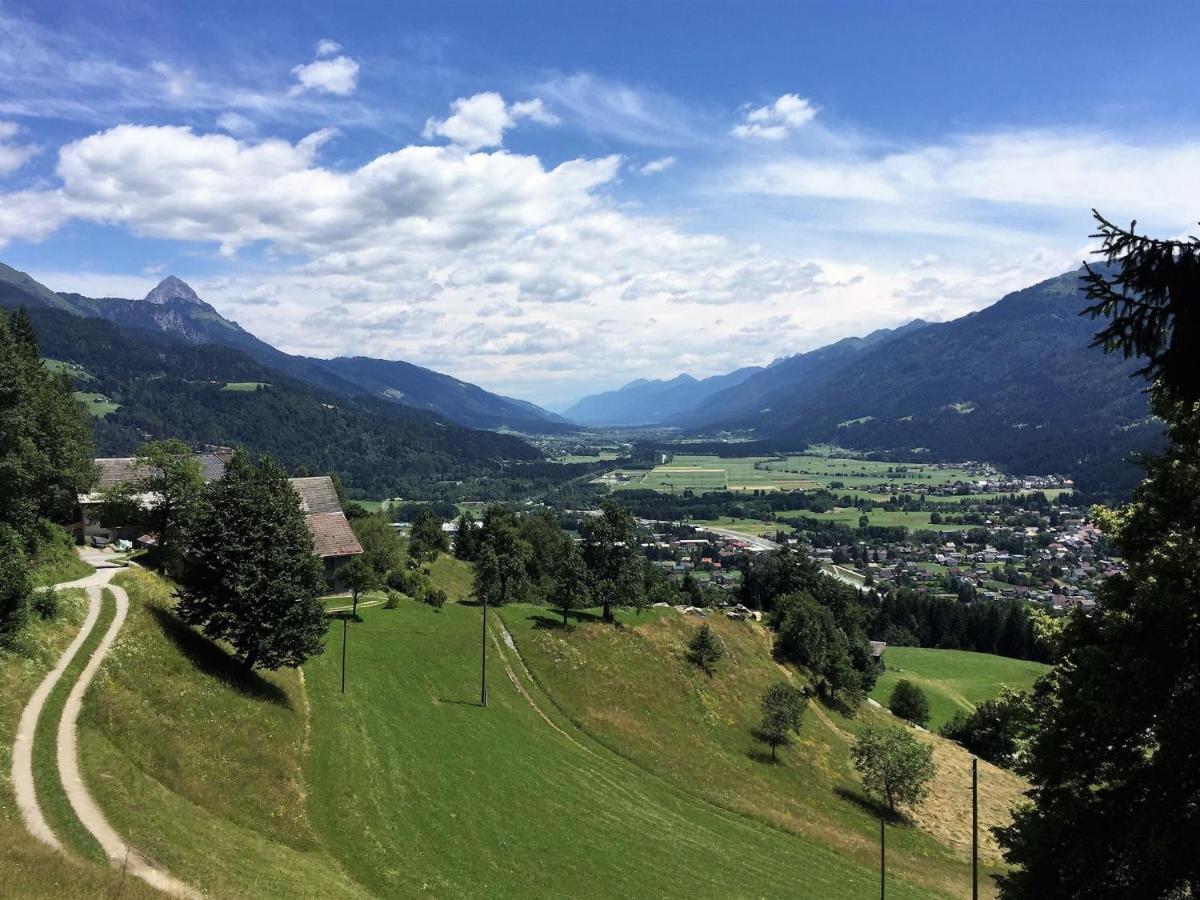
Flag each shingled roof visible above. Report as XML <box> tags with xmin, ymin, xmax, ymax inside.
<box><xmin>84</xmin><ymin>458</ymin><xmax>362</xmax><ymax>561</ymax></box>
<box><xmin>286</xmin><ymin>477</ymin><xmax>363</xmax><ymax>559</ymax></box>
<box><xmin>93</xmin><ymin>454</ymin><xmax>227</xmax><ymax>489</ymax></box>
<box><xmin>305</xmin><ymin>512</ymin><xmax>364</xmax><ymax>558</ymax></box>
<box><xmin>288</xmin><ymin>476</ymin><xmax>345</xmax><ymax>514</ymax></box>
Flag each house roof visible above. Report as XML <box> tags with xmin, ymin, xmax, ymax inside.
<box><xmin>288</xmin><ymin>476</ymin><xmax>344</xmax><ymax>514</ymax></box>
<box><xmin>306</xmin><ymin>511</ymin><xmax>364</xmax><ymax>558</ymax></box>
<box><xmin>92</xmin><ymin>454</ymin><xmax>227</xmax><ymax>489</ymax></box>
<box><xmin>84</xmin><ymin>458</ymin><xmax>361</xmax><ymax>560</ymax></box>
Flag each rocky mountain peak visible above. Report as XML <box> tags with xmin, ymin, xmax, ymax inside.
<box><xmin>144</xmin><ymin>275</ymin><xmax>202</xmax><ymax>305</ymax></box>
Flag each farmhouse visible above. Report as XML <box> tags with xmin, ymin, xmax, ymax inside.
<box><xmin>75</xmin><ymin>456</ymin><xmax>363</xmax><ymax>577</ymax></box>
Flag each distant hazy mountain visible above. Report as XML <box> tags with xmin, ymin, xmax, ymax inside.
<box><xmin>563</xmin><ymin>367</ymin><xmax>763</xmax><ymax>426</ymax></box>
<box><xmin>672</xmin><ymin>320</ymin><xmax>931</xmax><ymax>428</ymax></box>
<box><xmin>0</xmin><ymin>264</ymin><xmax>564</xmax><ymax>432</ymax></box>
<box><xmin>689</xmin><ymin>270</ymin><xmax>1159</xmax><ymax>493</ymax></box>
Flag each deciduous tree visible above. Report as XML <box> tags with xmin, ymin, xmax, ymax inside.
<box><xmin>752</xmin><ymin>681</ymin><xmax>808</xmax><ymax>761</ymax></box>
<box><xmin>850</xmin><ymin>724</ymin><xmax>935</xmax><ymax>814</ymax></box>
<box><xmin>176</xmin><ymin>450</ymin><xmax>326</xmax><ymax>671</ymax></box>
<box><xmin>581</xmin><ymin>498</ymin><xmax>643</xmax><ymax>621</ymax></box>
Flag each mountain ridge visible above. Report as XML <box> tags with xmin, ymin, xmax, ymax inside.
<box><xmin>0</xmin><ymin>267</ymin><xmax>565</xmax><ymax>432</ymax></box>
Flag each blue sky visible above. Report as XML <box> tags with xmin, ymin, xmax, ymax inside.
<box><xmin>1</xmin><ymin>0</ymin><xmax>1198</xmax><ymax>407</ymax></box>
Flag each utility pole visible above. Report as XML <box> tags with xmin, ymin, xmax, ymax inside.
<box><xmin>972</xmin><ymin>756</ymin><xmax>979</xmax><ymax>900</ymax></box>
<box><xmin>480</xmin><ymin>595</ymin><xmax>488</xmax><ymax>707</ymax></box>
<box><xmin>340</xmin><ymin>616</ymin><xmax>348</xmax><ymax>694</ymax></box>
<box><xmin>879</xmin><ymin>817</ymin><xmax>885</xmax><ymax>900</ymax></box>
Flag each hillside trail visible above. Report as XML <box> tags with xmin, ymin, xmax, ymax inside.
<box><xmin>11</xmin><ymin>549</ymin><xmax>201</xmax><ymax>899</ymax></box>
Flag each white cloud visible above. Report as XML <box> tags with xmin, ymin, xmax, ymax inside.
<box><xmin>315</xmin><ymin>39</ymin><xmax>342</xmax><ymax>57</ymax></box>
<box><xmin>535</xmin><ymin>72</ymin><xmax>706</xmax><ymax>147</ymax></box>
<box><xmin>732</xmin><ymin>94</ymin><xmax>817</xmax><ymax>140</ymax></box>
<box><xmin>216</xmin><ymin>111</ymin><xmax>255</xmax><ymax>135</ymax></box>
<box><xmin>638</xmin><ymin>156</ymin><xmax>676</xmax><ymax>175</ymax></box>
<box><xmin>0</xmin><ymin>121</ymin><xmax>37</xmax><ymax>175</ymax></box>
<box><xmin>730</xmin><ymin>130</ymin><xmax>1200</xmax><ymax>225</ymax></box>
<box><xmin>290</xmin><ymin>55</ymin><xmax>360</xmax><ymax>96</ymax></box>
<box><xmin>422</xmin><ymin>92</ymin><xmax>558</xmax><ymax>151</ymax></box>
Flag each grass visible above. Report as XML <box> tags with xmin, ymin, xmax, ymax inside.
<box><xmin>78</xmin><ymin>568</ymin><xmax>370</xmax><ymax>898</ymax></box>
<box><xmin>29</xmin><ymin>523</ymin><xmax>92</xmax><ymax>588</ymax></box>
<box><xmin>31</xmin><ymin>588</ymin><xmax>113</xmax><ymax>864</ymax></box>
<box><xmin>500</xmin><ymin>606</ymin><xmax>1015</xmax><ymax>897</ymax></box>
<box><xmin>606</xmin><ymin>453</ymin><xmax>985</xmax><ymax>497</ymax></box>
<box><xmin>783</xmin><ymin>507</ymin><xmax>976</xmax><ymax>531</ymax></box>
<box><xmin>306</xmin><ymin>600</ymin><xmax>936</xmax><ymax>899</ymax></box>
<box><xmin>426</xmin><ymin>552</ymin><xmax>475</xmax><ymax>600</ymax></box>
<box><xmin>870</xmin><ymin>647</ymin><xmax>1051</xmax><ymax>731</ymax></box>
<box><xmin>72</xmin><ymin>391</ymin><xmax>119</xmax><ymax>418</ymax></box>
<box><xmin>0</xmin><ymin>585</ymin><xmax>163</xmax><ymax>899</ymax></box>
<box><xmin>41</xmin><ymin>358</ymin><xmax>94</xmax><ymax>381</ymax></box>
<box><xmin>221</xmin><ymin>381</ymin><xmax>271</xmax><ymax>392</ymax></box>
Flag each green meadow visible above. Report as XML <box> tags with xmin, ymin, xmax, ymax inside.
<box><xmin>870</xmin><ymin>647</ymin><xmax>1050</xmax><ymax>731</ymax></box>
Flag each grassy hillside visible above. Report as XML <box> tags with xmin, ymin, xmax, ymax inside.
<box><xmin>0</xmin><ymin>587</ymin><xmax>163</xmax><ymax>900</ymax></box>
<box><xmin>870</xmin><ymin>647</ymin><xmax>1050</xmax><ymax>730</ymax></box>
<box><xmin>499</xmin><ymin>606</ymin><xmax>1023</xmax><ymax>897</ymax></box>
<box><xmin>305</xmin><ymin>600</ymin><xmax>935</xmax><ymax>899</ymax></box>
<box><xmin>78</xmin><ymin>569</ymin><xmax>371</xmax><ymax>899</ymax></box>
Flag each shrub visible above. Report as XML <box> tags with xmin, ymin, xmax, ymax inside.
<box><xmin>940</xmin><ymin>686</ymin><xmax>1034</xmax><ymax>768</ymax></box>
<box><xmin>686</xmin><ymin>623</ymin><xmax>724</xmax><ymax>674</ymax></box>
<box><xmin>383</xmin><ymin>589</ymin><xmax>403</xmax><ymax>610</ymax></box>
<box><xmin>0</xmin><ymin>525</ymin><xmax>31</xmax><ymax>646</ymax></box>
<box><xmin>425</xmin><ymin>588</ymin><xmax>447</xmax><ymax>611</ymax></box>
<box><xmin>31</xmin><ymin>587</ymin><xmax>58</xmax><ymax>621</ymax></box>
<box><xmin>889</xmin><ymin>679</ymin><xmax>930</xmax><ymax>726</ymax></box>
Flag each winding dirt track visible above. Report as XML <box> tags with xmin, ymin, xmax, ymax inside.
<box><xmin>11</xmin><ymin>556</ymin><xmax>201</xmax><ymax>898</ymax></box>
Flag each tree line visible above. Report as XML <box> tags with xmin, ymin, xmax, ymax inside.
<box><xmin>0</xmin><ymin>307</ymin><xmax>94</xmax><ymax>646</ymax></box>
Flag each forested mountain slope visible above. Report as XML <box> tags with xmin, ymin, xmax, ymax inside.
<box><xmin>0</xmin><ymin>265</ymin><xmax>563</xmax><ymax>432</ymax></box>
<box><xmin>673</xmin><ymin>271</ymin><xmax>1157</xmax><ymax>494</ymax></box>
<box><xmin>21</xmin><ymin>306</ymin><xmax>540</xmax><ymax>498</ymax></box>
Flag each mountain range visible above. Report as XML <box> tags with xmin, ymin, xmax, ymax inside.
<box><xmin>565</xmin><ymin>270</ymin><xmax>1159</xmax><ymax>494</ymax></box>
<box><xmin>0</xmin><ymin>261</ymin><xmax>1162</xmax><ymax>496</ymax></box>
<box><xmin>2</xmin><ymin>266</ymin><xmax>566</xmax><ymax>433</ymax></box>
<box><xmin>0</xmin><ymin>264</ymin><xmax>548</xmax><ymax>499</ymax></box>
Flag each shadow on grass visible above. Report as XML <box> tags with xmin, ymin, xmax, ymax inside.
<box><xmin>147</xmin><ymin>604</ymin><xmax>291</xmax><ymax>709</ymax></box>
<box><xmin>833</xmin><ymin>786</ymin><xmax>908</xmax><ymax>825</ymax></box>
<box><xmin>747</xmin><ymin>748</ymin><xmax>785</xmax><ymax>765</ymax></box>
<box><xmin>436</xmin><ymin>697</ymin><xmax>485</xmax><ymax>708</ymax></box>
<box><xmin>528</xmin><ymin>608</ymin><xmax>609</xmax><ymax>631</ymax></box>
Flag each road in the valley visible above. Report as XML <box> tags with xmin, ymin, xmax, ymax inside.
<box><xmin>11</xmin><ymin>551</ymin><xmax>200</xmax><ymax>899</ymax></box>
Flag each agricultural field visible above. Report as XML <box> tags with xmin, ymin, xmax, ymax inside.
<box><xmin>782</xmin><ymin>507</ymin><xmax>976</xmax><ymax>531</ymax></box>
<box><xmin>870</xmin><ymin>647</ymin><xmax>1050</xmax><ymax>731</ymax></box>
<box><xmin>307</xmin><ymin>601</ymin><xmax>941</xmax><ymax>899</ymax></box>
<box><xmin>604</xmin><ymin>453</ymin><xmax>987</xmax><ymax>496</ymax></box>
<box><xmin>501</xmin><ymin>605</ymin><xmax>1024</xmax><ymax>895</ymax></box>
<box><xmin>689</xmin><ymin>516</ymin><xmax>796</xmax><ymax>538</ymax></box>
<box><xmin>554</xmin><ymin>451</ymin><xmax>622</xmax><ymax>463</ymax></box>
<box><xmin>72</xmin><ymin>391</ymin><xmax>119</xmax><ymax>418</ymax></box>
<box><xmin>10</xmin><ymin>561</ymin><xmax>1028</xmax><ymax>898</ymax></box>
<box><xmin>221</xmin><ymin>381</ymin><xmax>271</xmax><ymax>391</ymax></box>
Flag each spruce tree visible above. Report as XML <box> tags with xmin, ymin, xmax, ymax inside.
<box><xmin>997</xmin><ymin>214</ymin><xmax>1200</xmax><ymax>896</ymax></box>
<box><xmin>686</xmin><ymin>622</ymin><xmax>725</xmax><ymax>674</ymax></box>
<box><xmin>176</xmin><ymin>450</ymin><xmax>326</xmax><ymax>671</ymax></box>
